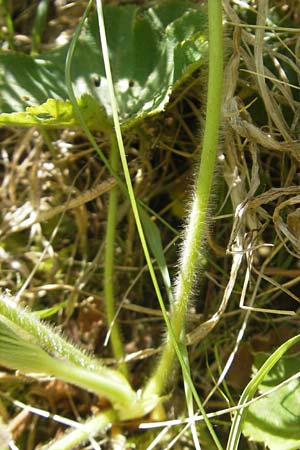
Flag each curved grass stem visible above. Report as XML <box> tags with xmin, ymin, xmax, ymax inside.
<box><xmin>104</xmin><ymin>134</ymin><xmax>128</xmax><ymax>377</ymax></box>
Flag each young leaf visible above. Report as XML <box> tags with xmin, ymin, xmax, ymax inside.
<box><xmin>0</xmin><ymin>95</ymin><xmax>112</xmax><ymax>131</ymax></box>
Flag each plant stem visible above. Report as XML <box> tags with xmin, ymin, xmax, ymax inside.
<box><xmin>145</xmin><ymin>0</ymin><xmax>224</xmax><ymax>397</ymax></box>
<box><xmin>49</xmin><ymin>358</ymin><xmax>131</xmax><ymax>409</ymax></box>
<box><xmin>104</xmin><ymin>134</ymin><xmax>128</xmax><ymax>377</ymax></box>
<box><xmin>43</xmin><ymin>409</ymin><xmax>117</xmax><ymax>450</ymax></box>
<box><xmin>1</xmin><ymin>0</ymin><xmax>15</xmax><ymax>50</ymax></box>
<box><xmin>96</xmin><ymin>1</ymin><xmax>223</xmax><ymax>445</ymax></box>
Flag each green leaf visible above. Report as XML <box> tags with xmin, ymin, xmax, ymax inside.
<box><xmin>0</xmin><ymin>0</ymin><xmax>207</xmax><ymax>127</ymax></box>
<box><xmin>0</xmin><ymin>293</ymin><xmax>159</xmax><ymax>420</ymax></box>
<box><xmin>0</xmin><ymin>94</ymin><xmax>112</xmax><ymax>130</ymax></box>
<box><xmin>227</xmin><ymin>334</ymin><xmax>300</xmax><ymax>450</ymax></box>
<box><xmin>243</xmin><ymin>352</ymin><xmax>300</xmax><ymax>450</ymax></box>
<box><xmin>0</xmin><ymin>317</ymin><xmax>56</xmax><ymax>374</ymax></box>
<box><xmin>33</xmin><ymin>301</ymin><xmax>68</xmax><ymax>319</ymax></box>
<box><xmin>0</xmin><ymin>312</ymin><xmax>139</xmax><ymax>416</ymax></box>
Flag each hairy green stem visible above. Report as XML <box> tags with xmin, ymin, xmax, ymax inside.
<box><xmin>145</xmin><ymin>0</ymin><xmax>224</xmax><ymax>397</ymax></box>
<box><xmin>104</xmin><ymin>134</ymin><xmax>128</xmax><ymax>377</ymax></box>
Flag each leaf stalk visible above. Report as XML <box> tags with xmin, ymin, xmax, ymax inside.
<box><xmin>144</xmin><ymin>0</ymin><xmax>224</xmax><ymax>399</ymax></box>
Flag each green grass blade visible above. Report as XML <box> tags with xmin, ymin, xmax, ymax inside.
<box><xmin>64</xmin><ymin>0</ymin><xmax>116</xmax><ymax>181</ymax></box>
<box><xmin>226</xmin><ymin>333</ymin><xmax>300</xmax><ymax>450</ymax></box>
<box><xmin>31</xmin><ymin>0</ymin><xmax>49</xmax><ymax>55</ymax></box>
<box><xmin>104</xmin><ymin>134</ymin><xmax>128</xmax><ymax>377</ymax></box>
<box><xmin>94</xmin><ymin>0</ymin><xmax>172</xmax><ymax>383</ymax></box>
<box><xmin>138</xmin><ymin>206</ymin><xmax>174</xmax><ymax>305</ymax></box>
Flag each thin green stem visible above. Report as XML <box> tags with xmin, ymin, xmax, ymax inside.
<box><xmin>104</xmin><ymin>134</ymin><xmax>128</xmax><ymax>377</ymax></box>
<box><xmin>65</xmin><ymin>0</ymin><xmax>132</xmax><ymax>200</ymax></box>
<box><xmin>65</xmin><ymin>0</ymin><xmax>128</xmax><ymax>377</ymax></box>
<box><xmin>39</xmin><ymin>128</ymin><xmax>57</xmax><ymax>158</ymax></box>
<box><xmin>64</xmin><ymin>0</ymin><xmax>116</xmax><ymax>181</ymax></box>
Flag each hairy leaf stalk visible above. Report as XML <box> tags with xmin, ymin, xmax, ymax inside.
<box><xmin>145</xmin><ymin>0</ymin><xmax>224</xmax><ymax>397</ymax></box>
<box><xmin>0</xmin><ymin>293</ymin><xmax>136</xmax><ymax>415</ymax></box>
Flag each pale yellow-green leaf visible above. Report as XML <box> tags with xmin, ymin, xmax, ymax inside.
<box><xmin>0</xmin><ymin>94</ymin><xmax>112</xmax><ymax>131</ymax></box>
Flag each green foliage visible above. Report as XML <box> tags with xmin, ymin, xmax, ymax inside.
<box><xmin>0</xmin><ymin>0</ymin><xmax>207</xmax><ymax>127</ymax></box>
<box><xmin>243</xmin><ymin>352</ymin><xmax>300</xmax><ymax>450</ymax></box>
<box><xmin>0</xmin><ymin>293</ymin><xmax>158</xmax><ymax>420</ymax></box>
<box><xmin>227</xmin><ymin>334</ymin><xmax>300</xmax><ymax>450</ymax></box>
<box><xmin>0</xmin><ymin>2</ymin><xmax>212</xmax><ymax>448</ymax></box>
<box><xmin>0</xmin><ymin>94</ymin><xmax>112</xmax><ymax>130</ymax></box>
<box><xmin>31</xmin><ymin>0</ymin><xmax>49</xmax><ymax>55</ymax></box>
<box><xmin>0</xmin><ymin>316</ymin><xmax>55</xmax><ymax>374</ymax></box>
<box><xmin>2</xmin><ymin>0</ymin><xmax>299</xmax><ymax>448</ymax></box>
